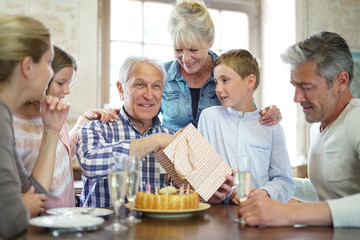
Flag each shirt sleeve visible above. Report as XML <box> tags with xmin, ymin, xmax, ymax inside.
<box><xmin>260</xmin><ymin>125</ymin><xmax>295</xmax><ymax>202</ymax></box>
<box><xmin>68</xmin><ymin>116</ymin><xmax>89</xmax><ymax>160</ymax></box>
<box><xmin>327</xmin><ymin>193</ymin><xmax>360</xmax><ymax>227</ymax></box>
<box><xmin>198</xmin><ymin>110</ymin><xmax>210</xmax><ymax>140</ymax></box>
<box><xmin>0</xmin><ymin>109</ymin><xmax>29</xmax><ymax>238</ymax></box>
<box><xmin>293</xmin><ymin>178</ymin><xmax>318</xmax><ymax>202</ymax></box>
<box><xmin>76</xmin><ymin>120</ymin><xmax>131</xmax><ymax>180</ymax></box>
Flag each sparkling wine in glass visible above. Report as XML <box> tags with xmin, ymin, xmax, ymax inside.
<box><xmin>107</xmin><ymin>167</ymin><xmax>128</xmax><ymax>231</ymax></box>
<box><xmin>233</xmin><ymin>156</ymin><xmax>251</xmax><ymax>224</ymax></box>
<box><xmin>124</xmin><ymin>156</ymin><xmax>141</xmax><ymax>224</ymax></box>
<box><xmin>235</xmin><ymin>170</ymin><xmax>251</xmax><ymax>202</ymax></box>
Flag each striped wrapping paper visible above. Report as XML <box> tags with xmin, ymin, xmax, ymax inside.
<box><xmin>154</xmin><ymin>123</ymin><xmax>232</xmax><ymax>201</ymax></box>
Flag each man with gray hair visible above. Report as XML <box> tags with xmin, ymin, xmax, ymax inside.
<box><xmin>238</xmin><ymin>32</ymin><xmax>360</xmax><ymax>227</ymax></box>
<box><xmin>76</xmin><ymin>56</ymin><xmax>176</xmax><ymax>207</ymax></box>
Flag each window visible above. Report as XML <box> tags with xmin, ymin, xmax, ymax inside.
<box><xmin>102</xmin><ymin>0</ymin><xmax>259</xmax><ymax>107</ymax></box>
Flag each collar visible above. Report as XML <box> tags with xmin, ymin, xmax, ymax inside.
<box><xmin>226</xmin><ymin>107</ymin><xmax>260</xmax><ymax>120</ymax></box>
<box><xmin>119</xmin><ymin>106</ymin><xmax>162</xmax><ymax>130</ymax></box>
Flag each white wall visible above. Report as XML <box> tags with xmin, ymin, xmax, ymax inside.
<box><xmin>0</xmin><ymin>0</ymin><xmax>99</xmax><ymax>124</ymax></box>
<box><xmin>261</xmin><ymin>0</ymin><xmax>298</xmax><ymax>165</ymax></box>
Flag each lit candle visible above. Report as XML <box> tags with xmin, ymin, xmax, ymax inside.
<box><xmin>155</xmin><ymin>183</ymin><xmax>159</xmax><ymax>195</ymax></box>
<box><xmin>146</xmin><ymin>183</ymin><xmax>151</xmax><ymax>194</ymax></box>
<box><xmin>180</xmin><ymin>183</ymin><xmax>184</xmax><ymax>195</ymax></box>
<box><xmin>186</xmin><ymin>184</ymin><xmax>190</xmax><ymax>194</ymax></box>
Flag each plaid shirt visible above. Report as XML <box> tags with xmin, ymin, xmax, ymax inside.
<box><xmin>76</xmin><ymin>107</ymin><xmax>173</xmax><ymax>207</ymax></box>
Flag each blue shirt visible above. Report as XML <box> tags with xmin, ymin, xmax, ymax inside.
<box><xmin>161</xmin><ymin>50</ymin><xmax>221</xmax><ymax>132</ymax></box>
<box><xmin>76</xmin><ymin>107</ymin><xmax>173</xmax><ymax>207</ymax></box>
<box><xmin>198</xmin><ymin>106</ymin><xmax>294</xmax><ymax>202</ymax></box>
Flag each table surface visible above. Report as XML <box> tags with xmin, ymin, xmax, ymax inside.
<box><xmin>14</xmin><ymin>204</ymin><xmax>360</xmax><ymax>240</ymax></box>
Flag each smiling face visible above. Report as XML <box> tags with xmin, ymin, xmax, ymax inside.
<box><xmin>48</xmin><ymin>66</ymin><xmax>75</xmax><ymax>99</ymax></box>
<box><xmin>291</xmin><ymin>61</ymin><xmax>338</xmax><ymax>123</ymax></box>
<box><xmin>214</xmin><ymin>64</ymin><xmax>255</xmax><ymax>112</ymax></box>
<box><xmin>118</xmin><ymin>62</ymin><xmax>164</xmax><ymax>129</ymax></box>
<box><xmin>174</xmin><ymin>38</ymin><xmax>213</xmax><ymax>75</ymax></box>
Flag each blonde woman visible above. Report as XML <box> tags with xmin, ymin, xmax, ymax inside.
<box><xmin>0</xmin><ymin>16</ymin><xmax>69</xmax><ymax>238</ymax></box>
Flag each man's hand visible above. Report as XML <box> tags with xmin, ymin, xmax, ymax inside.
<box><xmin>248</xmin><ymin>188</ymin><xmax>270</xmax><ymax>198</ymax></box>
<box><xmin>238</xmin><ymin>194</ymin><xmax>292</xmax><ymax>227</ymax></box>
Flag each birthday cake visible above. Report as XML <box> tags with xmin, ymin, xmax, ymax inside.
<box><xmin>135</xmin><ymin>186</ymin><xmax>199</xmax><ymax>210</ymax></box>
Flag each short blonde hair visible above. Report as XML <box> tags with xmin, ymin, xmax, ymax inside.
<box><xmin>214</xmin><ymin>49</ymin><xmax>261</xmax><ymax>91</ymax></box>
<box><xmin>0</xmin><ymin>15</ymin><xmax>51</xmax><ymax>86</ymax></box>
<box><xmin>168</xmin><ymin>0</ymin><xmax>215</xmax><ymax>49</ymax></box>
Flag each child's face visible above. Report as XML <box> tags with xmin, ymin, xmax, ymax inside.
<box><xmin>214</xmin><ymin>64</ymin><xmax>252</xmax><ymax>111</ymax></box>
<box><xmin>48</xmin><ymin>66</ymin><xmax>75</xmax><ymax>99</ymax></box>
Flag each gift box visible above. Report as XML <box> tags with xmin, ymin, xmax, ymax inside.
<box><xmin>154</xmin><ymin>123</ymin><xmax>232</xmax><ymax>201</ymax></box>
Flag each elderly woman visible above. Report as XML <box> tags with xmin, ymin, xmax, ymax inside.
<box><xmin>162</xmin><ymin>0</ymin><xmax>281</xmax><ymax>132</ymax></box>
<box><xmin>0</xmin><ymin>16</ymin><xmax>69</xmax><ymax>238</ymax></box>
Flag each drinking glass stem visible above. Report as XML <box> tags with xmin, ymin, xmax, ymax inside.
<box><xmin>114</xmin><ymin>204</ymin><xmax>120</xmax><ymax>223</ymax></box>
<box><xmin>129</xmin><ymin>200</ymin><xmax>134</xmax><ymax>217</ymax></box>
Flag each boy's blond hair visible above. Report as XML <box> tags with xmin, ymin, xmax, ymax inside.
<box><xmin>214</xmin><ymin>49</ymin><xmax>260</xmax><ymax>90</ymax></box>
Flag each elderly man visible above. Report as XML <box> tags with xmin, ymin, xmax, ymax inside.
<box><xmin>76</xmin><ymin>56</ymin><xmax>233</xmax><ymax>207</ymax></box>
<box><xmin>239</xmin><ymin>32</ymin><xmax>360</xmax><ymax>227</ymax></box>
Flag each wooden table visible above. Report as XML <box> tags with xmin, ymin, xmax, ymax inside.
<box><xmin>14</xmin><ymin>204</ymin><xmax>360</xmax><ymax>240</ymax></box>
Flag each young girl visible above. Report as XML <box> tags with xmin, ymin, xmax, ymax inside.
<box><xmin>0</xmin><ymin>15</ymin><xmax>69</xmax><ymax>238</ymax></box>
<box><xmin>13</xmin><ymin>45</ymin><xmax>114</xmax><ymax>209</ymax></box>
<box><xmin>198</xmin><ymin>49</ymin><xmax>294</xmax><ymax>203</ymax></box>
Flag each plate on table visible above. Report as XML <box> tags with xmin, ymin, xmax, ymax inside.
<box><xmin>29</xmin><ymin>215</ymin><xmax>104</xmax><ymax>229</ymax></box>
<box><xmin>125</xmin><ymin>202</ymin><xmax>210</xmax><ymax>219</ymax></box>
<box><xmin>47</xmin><ymin>207</ymin><xmax>113</xmax><ymax>217</ymax></box>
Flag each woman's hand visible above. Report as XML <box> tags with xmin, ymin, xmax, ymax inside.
<box><xmin>21</xmin><ymin>186</ymin><xmax>47</xmax><ymax>218</ymax></box>
<box><xmin>83</xmin><ymin>108</ymin><xmax>117</xmax><ymax>123</ymax></box>
<box><xmin>259</xmin><ymin>105</ymin><xmax>282</xmax><ymax>125</ymax></box>
<box><xmin>103</xmin><ymin>105</ymin><xmax>120</xmax><ymax>121</ymax></box>
<box><xmin>41</xmin><ymin>95</ymin><xmax>70</xmax><ymax>132</ymax></box>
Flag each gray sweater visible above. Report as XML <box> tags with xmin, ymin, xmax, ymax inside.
<box><xmin>0</xmin><ymin>100</ymin><xmax>46</xmax><ymax>239</ymax></box>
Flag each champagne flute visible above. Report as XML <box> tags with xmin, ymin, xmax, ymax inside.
<box><xmin>124</xmin><ymin>156</ymin><xmax>141</xmax><ymax>224</ymax></box>
<box><xmin>106</xmin><ymin>159</ymin><xmax>128</xmax><ymax>231</ymax></box>
<box><xmin>233</xmin><ymin>156</ymin><xmax>251</xmax><ymax>224</ymax></box>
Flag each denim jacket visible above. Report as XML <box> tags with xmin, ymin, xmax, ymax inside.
<box><xmin>161</xmin><ymin>50</ymin><xmax>221</xmax><ymax>132</ymax></box>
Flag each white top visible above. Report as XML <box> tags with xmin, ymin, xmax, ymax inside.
<box><xmin>294</xmin><ymin>98</ymin><xmax>360</xmax><ymax>227</ymax></box>
<box><xmin>13</xmin><ymin>115</ymin><xmax>87</xmax><ymax>209</ymax></box>
<box><xmin>198</xmin><ymin>106</ymin><xmax>294</xmax><ymax>202</ymax></box>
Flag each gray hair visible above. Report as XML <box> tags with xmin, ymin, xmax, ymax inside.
<box><xmin>168</xmin><ymin>0</ymin><xmax>215</xmax><ymax>49</ymax></box>
<box><xmin>281</xmin><ymin>31</ymin><xmax>354</xmax><ymax>86</ymax></box>
<box><xmin>118</xmin><ymin>55</ymin><xmax>166</xmax><ymax>86</ymax></box>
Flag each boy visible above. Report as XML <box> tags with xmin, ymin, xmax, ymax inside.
<box><xmin>198</xmin><ymin>49</ymin><xmax>294</xmax><ymax>203</ymax></box>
